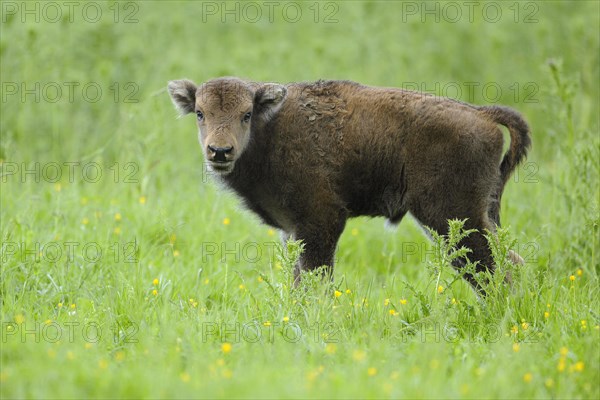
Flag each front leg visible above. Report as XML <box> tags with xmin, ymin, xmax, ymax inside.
<box><xmin>293</xmin><ymin>210</ymin><xmax>347</xmax><ymax>284</ymax></box>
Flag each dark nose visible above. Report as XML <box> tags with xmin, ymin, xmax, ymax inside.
<box><xmin>207</xmin><ymin>145</ymin><xmax>233</xmax><ymax>162</ymax></box>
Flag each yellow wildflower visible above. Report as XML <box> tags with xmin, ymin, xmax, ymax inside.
<box><xmin>223</xmin><ymin>217</ymin><xmax>230</xmax><ymax>225</ymax></box>
<box><xmin>221</xmin><ymin>343</ymin><xmax>232</xmax><ymax>354</ymax></box>
<box><xmin>334</xmin><ymin>290</ymin><xmax>342</xmax><ymax>298</ymax></box>
<box><xmin>353</xmin><ymin>350</ymin><xmax>366</xmax><ymax>361</ymax></box>
<box><xmin>559</xmin><ymin>347</ymin><xmax>568</xmax><ymax>357</ymax></box>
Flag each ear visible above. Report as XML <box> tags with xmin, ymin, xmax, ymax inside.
<box><xmin>167</xmin><ymin>79</ymin><xmax>197</xmax><ymax>115</ymax></box>
<box><xmin>254</xmin><ymin>83</ymin><xmax>287</xmax><ymax>115</ymax></box>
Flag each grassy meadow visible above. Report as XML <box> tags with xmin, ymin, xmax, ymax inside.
<box><xmin>1</xmin><ymin>1</ymin><xmax>599</xmax><ymax>398</ymax></box>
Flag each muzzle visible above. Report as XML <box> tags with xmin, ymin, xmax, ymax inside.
<box><xmin>207</xmin><ymin>145</ymin><xmax>234</xmax><ymax>163</ymax></box>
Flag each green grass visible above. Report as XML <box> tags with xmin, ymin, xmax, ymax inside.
<box><xmin>1</xmin><ymin>1</ymin><xmax>599</xmax><ymax>398</ymax></box>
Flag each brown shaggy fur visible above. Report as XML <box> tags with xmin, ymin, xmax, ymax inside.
<box><xmin>168</xmin><ymin>77</ymin><xmax>531</xmax><ymax>291</ymax></box>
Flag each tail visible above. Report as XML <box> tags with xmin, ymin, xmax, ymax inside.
<box><xmin>479</xmin><ymin>105</ymin><xmax>531</xmax><ymax>227</ymax></box>
<box><xmin>480</xmin><ymin>105</ymin><xmax>532</xmax><ymax>186</ymax></box>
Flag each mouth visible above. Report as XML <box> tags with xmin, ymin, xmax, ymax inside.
<box><xmin>209</xmin><ymin>161</ymin><xmax>235</xmax><ymax>174</ymax></box>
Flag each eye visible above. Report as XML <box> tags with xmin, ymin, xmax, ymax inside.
<box><xmin>242</xmin><ymin>111</ymin><xmax>252</xmax><ymax>123</ymax></box>
<box><xmin>196</xmin><ymin>110</ymin><xmax>204</xmax><ymax>121</ymax></box>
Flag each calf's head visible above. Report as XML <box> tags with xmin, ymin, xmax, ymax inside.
<box><xmin>168</xmin><ymin>77</ymin><xmax>287</xmax><ymax>174</ymax></box>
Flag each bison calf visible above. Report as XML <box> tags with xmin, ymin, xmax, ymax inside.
<box><xmin>168</xmin><ymin>77</ymin><xmax>531</xmax><ymax>291</ymax></box>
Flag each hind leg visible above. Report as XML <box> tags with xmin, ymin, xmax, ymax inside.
<box><xmin>451</xmin><ymin>217</ymin><xmax>497</xmax><ymax>291</ymax></box>
<box><xmin>488</xmin><ymin>192</ymin><xmax>501</xmax><ymax>228</ymax></box>
<box><xmin>410</xmin><ymin>201</ymin><xmax>498</xmax><ymax>292</ymax></box>
<box><xmin>487</xmin><ymin>191</ymin><xmax>525</xmax><ymax>268</ymax></box>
